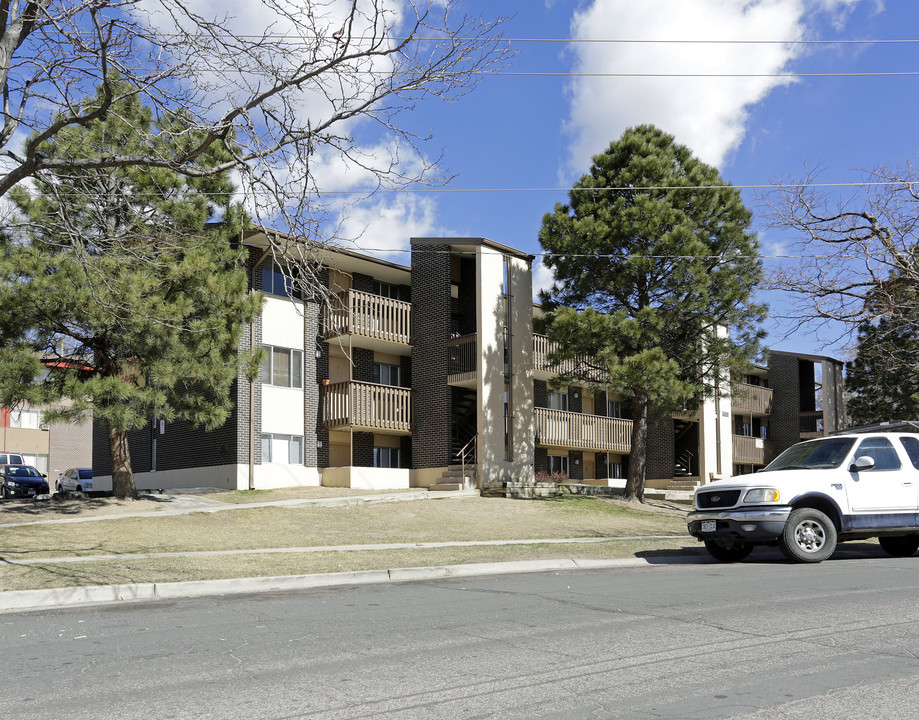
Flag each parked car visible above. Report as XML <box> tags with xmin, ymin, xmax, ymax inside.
<box><xmin>0</xmin><ymin>464</ymin><xmax>50</xmax><ymax>498</ymax></box>
<box><xmin>687</xmin><ymin>430</ymin><xmax>919</xmax><ymax>563</ymax></box>
<box><xmin>57</xmin><ymin>468</ymin><xmax>93</xmax><ymax>494</ymax></box>
<box><xmin>0</xmin><ymin>452</ymin><xmax>25</xmax><ymax>465</ymax></box>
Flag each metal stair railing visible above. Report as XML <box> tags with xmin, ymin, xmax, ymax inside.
<box><xmin>457</xmin><ymin>434</ymin><xmax>478</xmax><ymax>490</ymax></box>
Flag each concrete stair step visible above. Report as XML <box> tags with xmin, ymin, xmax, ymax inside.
<box><xmin>429</xmin><ymin>482</ymin><xmax>465</xmax><ymax>492</ymax></box>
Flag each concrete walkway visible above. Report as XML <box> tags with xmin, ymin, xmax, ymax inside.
<box><xmin>0</xmin><ymin>488</ymin><xmax>481</xmax><ymax>528</ymax></box>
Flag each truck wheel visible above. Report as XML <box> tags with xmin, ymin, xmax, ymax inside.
<box><xmin>704</xmin><ymin>538</ymin><xmax>753</xmax><ymax>562</ymax></box>
<box><xmin>779</xmin><ymin>508</ymin><xmax>837</xmax><ymax>563</ymax></box>
<box><xmin>879</xmin><ymin>535</ymin><xmax>919</xmax><ymax>557</ymax></box>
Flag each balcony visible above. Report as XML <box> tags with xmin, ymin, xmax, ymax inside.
<box><xmin>533</xmin><ymin>333</ymin><xmax>607</xmax><ymax>382</ymax></box>
<box><xmin>322</xmin><ymin>381</ymin><xmax>412</xmax><ymax>434</ymax></box>
<box><xmin>799</xmin><ymin>411</ymin><xmax>825</xmax><ymax>439</ymax></box>
<box><xmin>731</xmin><ymin>382</ymin><xmax>773</xmax><ymax>415</ymax></box>
<box><xmin>323</xmin><ymin>289</ymin><xmax>411</xmax><ymax>353</ymax></box>
<box><xmin>535</xmin><ymin>407</ymin><xmax>632</xmax><ymax>453</ymax></box>
<box><xmin>732</xmin><ymin>435</ymin><xmax>775</xmax><ymax>465</ymax></box>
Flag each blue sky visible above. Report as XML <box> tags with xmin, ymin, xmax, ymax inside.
<box><xmin>329</xmin><ymin>0</ymin><xmax>917</xmax><ymax>361</ymax></box>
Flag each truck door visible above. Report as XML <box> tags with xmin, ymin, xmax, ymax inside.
<box><xmin>846</xmin><ymin>436</ymin><xmax>918</xmax><ymax>513</ymax></box>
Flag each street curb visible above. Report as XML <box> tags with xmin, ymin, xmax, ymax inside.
<box><xmin>0</xmin><ymin>555</ymin><xmax>710</xmax><ymax>612</ymax></box>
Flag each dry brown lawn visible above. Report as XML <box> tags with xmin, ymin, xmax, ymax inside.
<box><xmin>0</xmin><ymin>494</ymin><xmax>695</xmax><ymax>592</ymax></box>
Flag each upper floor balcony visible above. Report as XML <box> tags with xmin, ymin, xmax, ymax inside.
<box><xmin>322</xmin><ymin>380</ymin><xmax>412</xmax><ymax>435</ymax></box>
<box><xmin>732</xmin><ymin>434</ymin><xmax>775</xmax><ymax>466</ymax></box>
<box><xmin>535</xmin><ymin>407</ymin><xmax>633</xmax><ymax>453</ymax></box>
<box><xmin>731</xmin><ymin>382</ymin><xmax>773</xmax><ymax>415</ymax></box>
<box><xmin>799</xmin><ymin>411</ymin><xmax>826</xmax><ymax>439</ymax></box>
<box><xmin>323</xmin><ymin>289</ymin><xmax>412</xmax><ymax>354</ymax></box>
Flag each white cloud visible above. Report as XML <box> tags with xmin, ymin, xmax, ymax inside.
<box><xmin>531</xmin><ymin>258</ymin><xmax>556</xmax><ymax>300</ymax></box>
<box><xmin>336</xmin><ymin>194</ymin><xmax>444</xmax><ymax>260</ymax></box>
<box><xmin>564</xmin><ymin>0</ymin><xmax>871</xmax><ymax>175</ymax></box>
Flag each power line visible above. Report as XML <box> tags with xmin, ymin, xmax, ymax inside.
<box><xmin>6</xmin><ymin>180</ymin><xmax>911</xmax><ymax>199</ymax></box>
<box><xmin>478</xmin><ymin>70</ymin><xmax>919</xmax><ymax>78</ymax></box>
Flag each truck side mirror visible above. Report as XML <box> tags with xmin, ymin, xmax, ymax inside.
<box><xmin>849</xmin><ymin>456</ymin><xmax>875</xmax><ymax>472</ymax></box>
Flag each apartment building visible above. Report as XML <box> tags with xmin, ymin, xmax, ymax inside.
<box><xmin>91</xmin><ymin>233</ymin><xmax>845</xmax><ymax>492</ymax></box>
<box><xmin>0</xmin><ymin>402</ymin><xmax>92</xmax><ymax>478</ymax></box>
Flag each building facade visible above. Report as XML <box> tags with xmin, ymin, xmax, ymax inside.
<box><xmin>92</xmin><ymin>233</ymin><xmax>846</xmax><ymax>492</ymax></box>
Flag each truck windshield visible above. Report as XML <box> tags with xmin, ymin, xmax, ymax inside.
<box><xmin>765</xmin><ymin>437</ymin><xmax>856</xmax><ymax>471</ymax></box>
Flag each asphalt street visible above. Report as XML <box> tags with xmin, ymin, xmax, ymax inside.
<box><xmin>4</xmin><ymin>547</ymin><xmax>919</xmax><ymax>719</ymax></box>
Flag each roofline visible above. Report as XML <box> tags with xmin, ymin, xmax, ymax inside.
<box><xmin>411</xmin><ymin>236</ymin><xmax>535</xmax><ymax>263</ymax></box>
<box><xmin>767</xmin><ymin>349</ymin><xmax>844</xmax><ymax>365</ymax></box>
<box><xmin>241</xmin><ymin>228</ymin><xmax>411</xmax><ymax>274</ymax></box>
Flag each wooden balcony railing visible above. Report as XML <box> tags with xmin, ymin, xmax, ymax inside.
<box><xmin>533</xmin><ymin>333</ymin><xmax>579</xmax><ymax>375</ymax></box>
<box><xmin>447</xmin><ymin>333</ymin><xmax>477</xmax><ymax>377</ymax></box>
<box><xmin>731</xmin><ymin>382</ymin><xmax>773</xmax><ymax>414</ymax></box>
<box><xmin>732</xmin><ymin>435</ymin><xmax>775</xmax><ymax>465</ymax></box>
<box><xmin>323</xmin><ymin>289</ymin><xmax>411</xmax><ymax>345</ymax></box>
<box><xmin>322</xmin><ymin>381</ymin><xmax>412</xmax><ymax>433</ymax></box>
<box><xmin>535</xmin><ymin>407</ymin><xmax>632</xmax><ymax>453</ymax></box>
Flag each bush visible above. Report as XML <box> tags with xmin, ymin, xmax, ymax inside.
<box><xmin>535</xmin><ymin>471</ymin><xmax>570</xmax><ymax>484</ymax></box>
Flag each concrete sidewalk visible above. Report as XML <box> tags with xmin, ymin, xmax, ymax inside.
<box><xmin>0</xmin><ymin>551</ymin><xmax>709</xmax><ymax>613</ymax></box>
<box><xmin>0</xmin><ymin>488</ymin><xmax>481</xmax><ymax>528</ymax></box>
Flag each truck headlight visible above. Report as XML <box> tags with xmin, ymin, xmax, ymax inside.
<box><xmin>743</xmin><ymin>488</ymin><xmax>780</xmax><ymax>503</ymax></box>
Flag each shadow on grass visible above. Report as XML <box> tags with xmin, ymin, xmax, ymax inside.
<box><xmin>0</xmin><ymin>495</ymin><xmax>115</xmax><ymax>518</ymax></box>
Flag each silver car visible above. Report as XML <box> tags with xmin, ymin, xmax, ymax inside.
<box><xmin>57</xmin><ymin>467</ymin><xmax>93</xmax><ymax>494</ymax></box>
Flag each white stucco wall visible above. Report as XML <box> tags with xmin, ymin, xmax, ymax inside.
<box><xmin>261</xmin><ymin>386</ymin><xmax>305</xmax><ymax>436</ymax></box>
<box><xmin>261</xmin><ymin>296</ymin><xmax>305</xmax><ymax>349</ymax></box>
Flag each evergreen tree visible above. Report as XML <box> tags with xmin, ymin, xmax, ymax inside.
<box><xmin>539</xmin><ymin>125</ymin><xmax>765</xmax><ymax>501</ymax></box>
<box><xmin>0</xmin><ymin>84</ymin><xmax>262</xmax><ymax>498</ymax></box>
<box><xmin>846</xmin><ymin>316</ymin><xmax>919</xmax><ymax>425</ymax></box>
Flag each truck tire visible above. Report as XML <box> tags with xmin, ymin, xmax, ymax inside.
<box><xmin>779</xmin><ymin>507</ymin><xmax>837</xmax><ymax>563</ymax></box>
<box><xmin>879</xmin><ymin>534</ymin><xmax>919</xmax><ymax>557</ymax></box>
<box><xmin>704</xmin><ymin>538</ymin><xmax>753</xmax><ymax>562</ymax></box>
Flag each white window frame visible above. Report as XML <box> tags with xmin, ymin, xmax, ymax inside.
<box><xmin>262</xmin><ymin>346</ymin><xmax>303</xmax><ymax>389</ymax></box>
<box><xmin>548</xmin><ymin>454</ymin><xmax>569</xmax><ymax>476</ymax></box>
<box><xmin>372</xmin><ymin>362</ymin><xmax>401</xmax><ymax>387</ymax></box>
<box><xmin>261</xmin><ymin>434</ymin><xmax>304</xmax><ymax>464</ymax></box>
<box><xmin>548</xmin><ymin>390</ymin><xmax>568</xmax><ymax>412</ymax></box>
<box><xmin>373</xmin><ymin>446</ymin><xmax>401</xmax><ymax>468</ymax></box>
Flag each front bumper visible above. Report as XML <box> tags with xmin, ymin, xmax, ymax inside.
<box><xmin>687</xmin><ymin>507</ymin><xmax>791</xmax><ymax>542</ymax></box>
<box><xmin>3</xmin><ymin>483</ymin><xmax>49</xmax><ymax>498</ymax></box>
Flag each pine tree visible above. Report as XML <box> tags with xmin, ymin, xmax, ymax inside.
<box><xmin>0</xmin><ymin>84</ymin><xmax>262</xmax><ymax>498</ymax></box>
<box><xmin>539</xmin><ymin>125</ymin><xmax>765</xmax><ymax>501</ymax></box>
<box><xmin>846</xmin><ymin>317</ymin><xmax>919</xmax><ymax>425</ymax></box>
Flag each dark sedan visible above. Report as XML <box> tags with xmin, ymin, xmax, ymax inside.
<box><xmin>0</xmin><ymin>464</ymin><xmax>50</xmax><ymax>498</ymax></box>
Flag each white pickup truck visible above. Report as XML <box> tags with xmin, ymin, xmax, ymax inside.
<box><xmin>687</xmin><ymin>430</ymin><xmax>919</xmax><ymax>562</ymax></box>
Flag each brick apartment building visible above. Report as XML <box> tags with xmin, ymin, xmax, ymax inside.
<box><xmin>91</xmin><ymin>233</ymin><xmax>846</xmax><ymax>492</ymax></box>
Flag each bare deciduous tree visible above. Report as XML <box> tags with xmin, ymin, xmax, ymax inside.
<box><xmin>0</xmin><ymin>0</ymin><xmax>509</xmax><ymax>289</ymax></box>
<box><xmin>762</xmin><ymin>165</ymin><xmax>919</xmax><ymax>359</ymax></box>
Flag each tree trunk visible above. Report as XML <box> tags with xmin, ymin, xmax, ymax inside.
<box><xmin>624</xmin><ymin>395</ymin><xmax>649</xmax><ymax>502</ymax></box>
<box><xmin>108</xmin><ymin>423</ymin><xmax>137</xmax><ymax>500</ymax></box>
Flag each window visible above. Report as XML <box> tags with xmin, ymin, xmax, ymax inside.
<box><xmin>261</xmin><ymin>434</ymin><xmax>303</xmax><ymax>464</ymax></box>
<box><xmin>373</xmin><ymin>446</ymin><xmax>401</xmax><ymax>468</ymax></box>
<box><xmin>10</xmin><ymin>408</ymin><xmax>42</xmax><ymax>429</ymax></box>
<box><xmin>373</xmin><ymin>281</ymin><xmax>400</xmax><ymax>299</ymax></box>
<box><xmin>856</xmin><ymin>436</ymin><xmax>901</xmax><ymax>471</ymax></box>
<box><xmin>609</xmin><ymin>462</ymin><xmax>623</xmax><ymax>479</ymax></box>
<box><xmin>900</xmin><ymin>437</ymin><xmax>919</xmax><ymax>471</ymax></box>
<box><xmin>262</xmin><ymin>346</ymin><xmax>303</xmax><ymax>388</ymax></box>
<box><xmin>548</xmin><ymin>391</ymin><xmax>568</xmax><ymax>412</ymax></box>
<box><xmin>372</xmin><ymin>362</ymin><xmax>401</xmax><ymax>386</ymax></box>
<box><xmin>261</xmin><ymin>264</ymin><xmax>294</xmax><ymax>296</ymax></box>
<box><xmin>607</xmin><ymin>400</ymin><xmax>622</xmax><ymax>418</ymax></box>
<box><xmin>548</xmin><ymin>454</ymin><xmax>569</xmax><ymax>476</ymax></box>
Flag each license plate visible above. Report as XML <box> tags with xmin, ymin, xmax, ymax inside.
<box><xmin>700</xmin><ymin>520</ymin><xmax>716</xmax><ymax>533</ymax></box>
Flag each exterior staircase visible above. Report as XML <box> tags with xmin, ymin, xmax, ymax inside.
<box><xmin>429</xmin><ymin>464</ymin><xmax>478</xmax><ymax>492</ymax></box>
